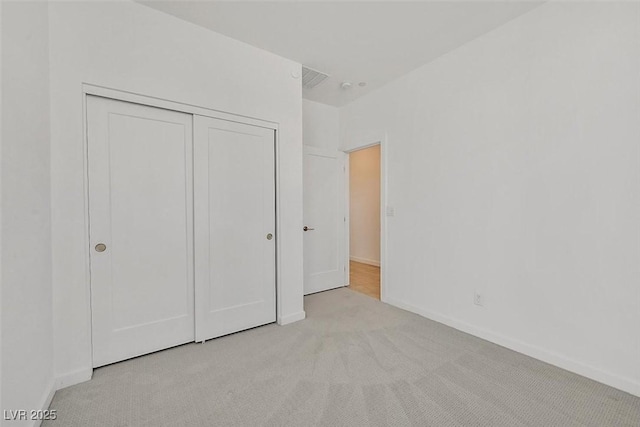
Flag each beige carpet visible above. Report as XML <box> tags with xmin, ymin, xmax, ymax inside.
<box><xmin>45</xmin><ymin>288</ymin><xmax>639</xmax><ymax>426</ymax></box>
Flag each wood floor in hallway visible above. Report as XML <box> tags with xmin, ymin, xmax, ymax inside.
<box><xmin>348</xmin><ymin>260</ymin><xmax>380</xmax><ymax>299</ymax></box>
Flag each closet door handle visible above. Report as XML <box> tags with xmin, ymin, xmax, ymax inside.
<box><xmin>303</xmin><ymin>226</ymin><xmax>315</xmax><ymax>231</ymax></box>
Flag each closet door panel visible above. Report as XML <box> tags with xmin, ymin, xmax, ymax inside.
<box><xmin>88</xmin><ymin>96</ymin><xmax>194</xmax><ymax>367</ymax></box>
<box><xmin>194</xmin><ymin>116</ymin><xmax>276</xmax><ymax>342</ymax></box>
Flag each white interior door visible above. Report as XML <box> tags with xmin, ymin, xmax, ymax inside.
<box><xmin>88</xmin><ymin>96</ymin><xmax>194</xmax><ymax>367</ymax></box>
<box><xmin>303</xmin><ymin>146</ymin><xmax>346</xmax><ymax>295</ymax></box>
<box><xmin>194</xmin><ymin>116</ymin><xmax>276</xmax><ymax>342</ymax></box>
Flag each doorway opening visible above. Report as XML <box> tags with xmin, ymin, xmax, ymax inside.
<box><xmin>347</xmin><ymin>144</ymin><xmax>381</xmax><ymax>300</ymax></box>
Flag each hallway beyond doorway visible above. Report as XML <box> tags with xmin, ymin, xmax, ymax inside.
<box><xmin>348</xmin><ymin>260</ymin><xmax>380</xmax><ymax>300</ymax></box>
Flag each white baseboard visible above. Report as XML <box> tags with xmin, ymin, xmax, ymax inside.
<box><xmin>350</xmin><ymin>256</ymin><xmax>380</xmax><ymax>267</ymax></box>
<box><xmin>278</xmin><ymin>311</ymin><xmax>306</xmax><ymax>325</ymax></box>
<box><xmin>385</xmin><ymin>297</ymin><xmax>640</xmax><ymax>398</ymax></box>
<box><xmin>55</xmin><ymin>367</ymin><xmax>93</xmax><ymax>390</ymax></box>
<box><xmin>31</xmin><ymin>378</ymin><xmax>56</xmax><ymax>427</ymax></box>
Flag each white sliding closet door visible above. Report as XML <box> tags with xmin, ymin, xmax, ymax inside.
<box><xmin>194</xmin><ymin>116</ymin><xmax>276</xmax><ymax>342</ymax></box>
<box><xmin>88</xmin><ymin>96</ymin><xmax>194</xmax><ymax>367</ymax></box>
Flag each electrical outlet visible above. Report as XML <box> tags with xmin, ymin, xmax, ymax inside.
<box><xmin>474</xmin><ymin>291</ymin><xmax>484</xmax><ymax>307</ymax></box>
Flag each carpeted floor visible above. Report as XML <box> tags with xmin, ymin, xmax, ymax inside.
<box><xmin>45</xmin><ymin>288</ymin><xmax>640</xmax><ymax>426</ymax></box>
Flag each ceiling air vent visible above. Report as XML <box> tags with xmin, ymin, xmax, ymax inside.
<box><xmin>302</xmin><ymin>66</ymin><xmax>329</xmax><ymax>89</ymax></box>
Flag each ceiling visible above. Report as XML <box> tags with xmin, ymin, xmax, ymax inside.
<box><xmin>139</xmin><ymin>1</ymin><xmax>542</xmax><ymax>107</ymax></box>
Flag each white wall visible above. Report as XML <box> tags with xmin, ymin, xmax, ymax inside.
<box><xmin>340</xmin><ymin>1</ymin><xmax>640</xmax><ymax>396</ymax></box>
<box><xmin>1</xmin><ymin>1</ymin><xmax>4</xmax><ymax>414</ymax></box>
<box><xmin>49</xmin><ymin>1</ymin><xmax>304</xmax><ymax>388</ymax></box>
<box><xmin>303</xmin><ymin>99</ymin><xmax>339</xmax><ymax>151</ymax></box>
<box><xmin>349</xmin><ymin>145</ymin><xmax>381</xmax><ymax>266</ymax></box>
<box><xmin>1</xmin><ymin>0</ymin><xmax>55</xmax><ymax>421</ymax></box>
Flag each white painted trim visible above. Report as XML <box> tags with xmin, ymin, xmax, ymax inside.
<box><xmin>278</xmin><ymin>311</ymin><xmax>306</xmax><ymax>325</ymax></box>
<box><xmin>340</xmin><ymin>151</ymin><xmax>348</xmax><ymax>287</ymax></box>
<box><xmin>385</xmin><ymin>297</ymin><xmax>640</xmax><ymax>398</ymax></box>
<box><xmin>55</xmin><ymin>367</ymin><xmax>93</xmax><ymax>391</ymax></box>
<box><xmin>344</xmin><ymin>157</ymin><xmax>350</xmax><ymax>286</ymax></box>
<box><xmin>31</xmin><ymin>379</ymin><xmax>56</xmax><ymax>427</ymax></box>
<box><xmin>379</xmin><ymin>136</ymin><xmax>388</xmax><ymax>303</ymax></box>
<box><xmin>82</xmin><ymin>84</ymin><xmax>278</xmax><ymax>131</ymax></box>
<box><xmin>350</xmin><ymin>256</ymin><xmax>380</xmax><ymax>267</ymax></box>
<box><xmin>80</xmin><ymin>86</ymin><xmax>94</xmax><ymax>384</ymax></box>
<box><xmin>274</xmin><ymin>130</ymin><xmax>284</xmax><ymax>327</ymax></box>
<box><xmin>343</xmin><ymin>132</ymin><xmax>388</xmax><ymax>302</ymax></box>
